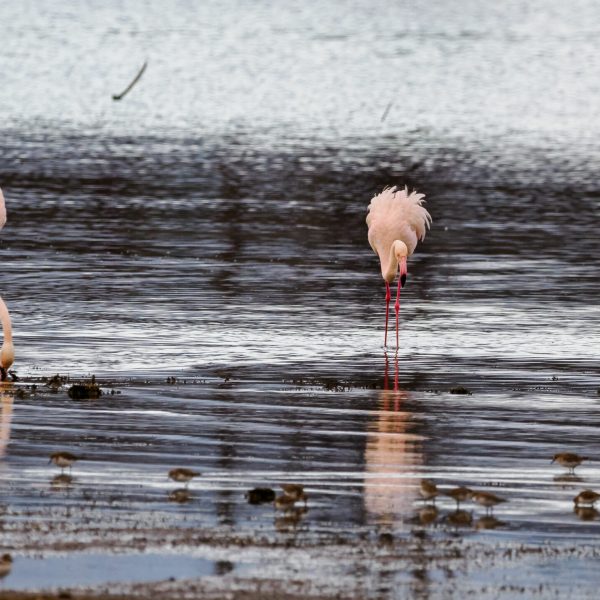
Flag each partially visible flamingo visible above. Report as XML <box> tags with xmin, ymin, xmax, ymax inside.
<box><xmin>0</xmin><ymin>187</ymin><xmax>14</xmax><ymax>380</ymax></box>
<box><xmin>0</xmin><ymin>186</ymin><xmax>6</xmax><ymax>231</ymax></box>
<box><xmin>366</xmin><ymin>186</ymin><xmax>431</xmax><ymax>348</ymax></box>
<box><xmin>0</xmin><ymin>299</ymin><xmax>13</xmax><ymax>381</ymax></box>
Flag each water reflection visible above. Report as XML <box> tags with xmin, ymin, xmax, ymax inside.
<box><xmin>364</xmin><ymin>354</ymin><xmax>423</xmax><ymax>526</ymax></box>
<box><xmin>50</xmin><ymin>474</ymin><xmax>74</xmax><ymax>493</ymax></box>
<box><xmin>0</xmin><ymin>384</ymin><xmax>13</xmax><ymax>459</ymax></box>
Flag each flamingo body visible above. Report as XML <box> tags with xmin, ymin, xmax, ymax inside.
<box><xmin>0</xmin><ymin>187</ymin><xmax>5</xmax><ymax>231</ymax></box>
<box><xmin>366</xmin><ymin>186</ymin><xmax>431</xmax><ymax>347</ymax></box>
<box><xmin>0</xmin><ymin>187</ymin><xmax>13</xmax><ymax>379</ymax></box>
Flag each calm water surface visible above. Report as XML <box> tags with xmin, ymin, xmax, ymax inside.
<box><xmin>1</xmin><ymin>0</ymin><xmax>599</xmax><ymax>596</ymax></box>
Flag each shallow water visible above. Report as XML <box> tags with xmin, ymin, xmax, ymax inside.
<box><xmin>2</xmin><ymin>552</ymin><xmax>240</xmax><ymax>590</ymax></box>
<box><xmin>1</xmin><ymin>0</ymin><xmax>600</xmax><ymax>596</ymax></box>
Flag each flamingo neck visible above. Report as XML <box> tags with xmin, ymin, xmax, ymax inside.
<box><xmin>383</xmin><ymin>240</ymin><xmax>407</xmax><ymax>283</ymax></box>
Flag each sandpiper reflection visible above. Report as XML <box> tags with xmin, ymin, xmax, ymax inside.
<box><xmin>364</xmin><ymin>354</ymin><xmax>423</xmax><ymax>525</ymax></box>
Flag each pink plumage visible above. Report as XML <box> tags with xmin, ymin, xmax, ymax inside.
<box><xmin>366</xmin><ymin>185</ymin><xmax>431</xmax><ymax>347</ymax></box>
<box><xmin>0</xmin><ymin>187</ymin><xmax>6</xmax><ymax>231</ymax></box>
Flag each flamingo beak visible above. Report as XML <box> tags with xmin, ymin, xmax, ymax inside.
<box><xmin>399</xmin><ymin>257</ymin><xmax>408</xmax><ymax>287</ymax></box>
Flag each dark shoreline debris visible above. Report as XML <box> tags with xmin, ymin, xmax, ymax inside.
<box><xmin>246</xmin><ymin>488</ymin><xmax>276</xmax><ymax>505</ymax></box>
<box><xmin>450</xmin><ymin>386</ymin><xmax>472</xmax><ymax>395</ymax></box>
<box><xmin>68</xmin><ymin>376</ymin><xmax>102</xmax><ymax>400</ymax></box>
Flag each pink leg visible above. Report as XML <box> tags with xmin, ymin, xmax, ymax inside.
<box><xmin>384</xmin><ymin>282</ymin><xmax>391</xmax><ymax>347</ymax></box>
<box><xmin>395</xmin><ymin>275</ymin><xmax>401</xmax><ymax>349</ymax></box>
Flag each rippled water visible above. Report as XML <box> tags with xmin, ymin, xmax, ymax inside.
<box><xmin>1</xmin><ymin>0</ymin><xmax>600</xmax><ymax>596</ymax></box>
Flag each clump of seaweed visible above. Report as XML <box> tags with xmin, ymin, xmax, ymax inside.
<box><xmin>44</xmin><ymin>374</ymin><xmax>69</xmax><ymax>393</ymax></box>
<box><xmin>450</xmin><ymin>386</ymin><xmax>472</xmax><ymax>395</ymax></box>
<box><xmin>68</xmin><ymin>375</ymin><xmax>102</xmax><ymax>400</ymax></box>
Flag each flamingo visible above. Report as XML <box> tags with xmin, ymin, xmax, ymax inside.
<box><xmin>0</xmin><ymin>187</ymin><xmax>14</xmax><ymax>380</ymax></box>
<box><xmin>366</xmin><ymin>186</ymin><xmax>431</xmax><ymax>348</ymax></box>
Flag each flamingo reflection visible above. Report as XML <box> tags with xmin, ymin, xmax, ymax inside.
<box><xmin>364</xmin><ymin>354</ymin><xmax>423</xmax><ymax>525</ymax></box>
<box><xmin>0</xmin><ymin>385</ymin><xmax>13</xmax><ymax>459</ymax></box>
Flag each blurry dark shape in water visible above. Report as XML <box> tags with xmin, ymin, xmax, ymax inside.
<box><xmin>168</xmin><ymin>488</ymin><xmax>192</xmax><ymax>504</ymax></box>
<box><xmin>214</xmin><ymin>560</ymin><xmax>234</xmax><ymax>576</ymax></box>
<box><xmin>245</xmin><ymin>487</ymin><xmax>275</xmax><ymax>505</ymax></box>
<box><xmin>554</xmin><ymin>473</ymin><xmax>583</xmax><ymax>485</ymax></box>
<box><xmin>450</xmin><ymin>386</ymin><xmax>472</xmax><ymax>395</ymax></box>
<box><xmin>50</xmin><ymin>473</ymin><xmax>74</xmax><ymax>491</ymax></box>
<box><xmin>378</xmin><ymin>532</ymin><xmax>394</xmax><ymax>546</ymax></box>
<box><xmin>112</xmin><ymin>61</ymin><xmax>147</xmax><ymax>101</ymax></box>
<box><xmin>46</xmin><ymin>374</ymin><xmax>68</xmax><ymax>392</ymax></box>
<box><xmin>274</xmin><ymin>493</ymin><xmax>297</xmax><ymax>511</ymax></box>
<box><xmin>0</xmin><ymin>553</ymin><xmax>12</xmax><ymax>579</ymax></box>
<box><xmin>574</xmin><ymin>506</ymin><xmax>598</xmax><ymax>521</ymax></box>
<box><xmin>475</xmin><ymin>515</ymin><xmax>505</xmax><ymax>530</ymax></box>
<box><xmin>416</xmin><ymin>505</ymin><xmax>438</xmax><ymax>526</ymax></box>
<box><xmin>446</xmin><ymin>509</ymin><xmax>473</xmax><ymax>528</ymax></box>
<box><xmin>274</xmin><ymin>506</ymin><xmax>308</xmax><ymax>532</ymax></box>
<box><xmin>68</xmin><ymin>380</ymin><xmax>102</xmax><ymax>400</ymax></box>
<box><xmin>8</xmin><ymin>370</ymin><xmax>18</xmax><ymax>382</ymax></box>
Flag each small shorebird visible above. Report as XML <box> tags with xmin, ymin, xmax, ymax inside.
<box><xmin>551</xmin><ymin>453</ymin><xmax>589</xmax><ymax>473</ymax></box>
<box><xmin>0</xmin><ymin>553</ymin><xmax>12</xmax><ymax>579</ymax></box>
<box><xmin>471</xmin><ymin>491</ymin><xmax>507</xmax><ymax>514</ymax></box>
<box><xmin>49</xmin><ymin>451</ymin><xmax>80</xmax><ymax>472</ymax></box>
<box><xmin>419</xmin><ymin>479</ymin><xmax>438</xmax><ymax>504</ymax></box>
<box><xmin>168</xmin><ymin>468</ymin><xmax>200</xmax><ymax>487</ymax></box>
<box><xmin>281</xmin><ymin>483</ymin><xmax>307</xmax><ymax>505</ymax></box>
<box><xmin>573</xmin><ymin>490</ymin><xmax>600</xmax><ymax>507</ymax></box>
<box><xmin>445</xmin><ymin>486</ymin><xmax>473</xmax><ymax>509</ymax></box>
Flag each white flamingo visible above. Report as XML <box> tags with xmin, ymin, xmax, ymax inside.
<box><xmin>366</xmin><ymin>186</ymin><xmax>431</xmax><ymax>348</ymax></box>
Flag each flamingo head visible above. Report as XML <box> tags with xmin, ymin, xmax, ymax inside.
<box><xmin>393</xmin><ymin>240</ymin><xmax>409</xmax><ymax>287</ymax></box>
<box><xmin>0</xmin><ymin>342</ymin><xmax>14</xmax><ymax>381</ymax></box>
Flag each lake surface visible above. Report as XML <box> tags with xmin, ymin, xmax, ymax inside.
<box><xmin>1</xmin><ymin>0</ymin><xmax>599</xmax><ymax>597</ymax></box>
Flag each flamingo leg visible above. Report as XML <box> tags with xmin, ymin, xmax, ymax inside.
<box><xmin>395</xmin><ymin>272</ymin><xmax>401</xmax><ymax>349</ymax></box>
<box><xmin>384</xmin><ymin>282</ymin><xmax>391</xmax><ymax>347</ymax></box>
